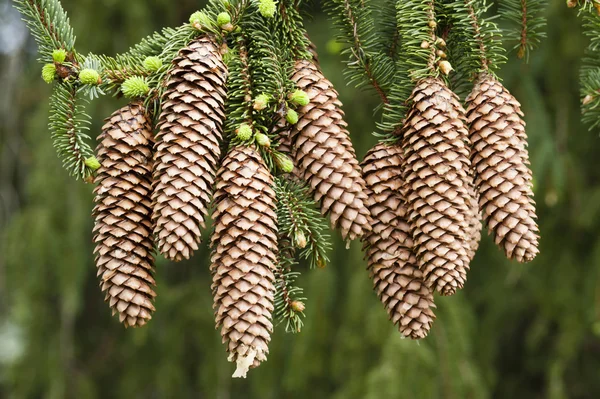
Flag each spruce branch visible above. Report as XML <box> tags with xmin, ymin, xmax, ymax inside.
<box><xmin>275</xmin><ymin>177</ymin><xmax>331</xmax><ymax>270</ymax></box>
<box><xmin>498</xmin><ymin>0</ymin><xmax>546</xmax><ymax>61</ymax></box>
<box><xmin>14</xmin><ymin>0</ymin><xmax>76</xmax><ymax>61</ymax></box>
<box><xmin>444</xmin><ymin>0</ymin><xmax>506</xmax><ymax>96</ymax></box>
<box><xmin>48</xmin><ymin>82</ymin><xmax>94</xmax><ymax>179</ymax></box>
<box><xmin>276</xmin><ymin>0</ymin><xmax>311</xmax><ymax>59</ymax></box>
<box><xmin>579</xmin><ymin>11</ymin><xmax>600</xmax><ymax>129</ymax></box>
<box><xmin>274</xmin><ymin>239</ymin><xmax>306</xmax><ymax>333</ymax></box>
<box><xmin>326</xmin><ymin>0</ymin><xmax>394</xmax><ymax>103</ymax></box>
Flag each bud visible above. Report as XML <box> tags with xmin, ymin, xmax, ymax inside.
<box><xmin>236</xmin><ymin>123</ymin><xmax>253</xmax><ymax>141</ymax></box>
<box><xmin>420</xmin><ymin>41</ymin><xmax>430</xmax><ymax>49</ymax></box>
<box><xmin>276</xmin><ymin>154</ymin><xmax>294</xmax><ymax>173</ymax></box>
<box><xmin>52</xmin><ymin>49</ymin><xmax>67</xmax><ymax>63</ymax></box>
<box><xmin>217</xmin><ymin>12</ymin><xmax>231</xmax><ymax>26</ymax></box>
<box><xmin>286</xmin><ymin>108</ymin><xmax>299</xmax><ymax>125</ymax></box>
<box><xmin>189</xmin><ymin>11</ymin><xmax>213</xmax><ymax>29</ymax></box>
<box><xmin>435</xmin><ymin>37</ymin><xmax>446</xmax><ymax>47</ymax></box>
<box><xmin>143</xmin><ymin>56</ymin><xmax>162</xmax><ymax>72</ymax></box>
<box><xmin>121</xmin><ymin>76</ymin><xmax>150</xmax><ymax>98</ymax></box>
<box><xmin>290</xmin><ymin>301</ymin><xmax>305</xmax><ymax>313</ymax></box>
<box><xmin>436</xmin><ymin>50</ymin><xmax>447</xmax><ymax>59</ymax></box>
<box><xmin>288</xmin><ymin>89</ymin><xmax>310</xmax><ymax>106</ymax></box>
<box><xmin>79</xmin><ymin>68</ymin><xmax>101</xmax><ymax>85</ymax></box>
<box><xmin>258</xmin><ymin>0</ymin><xmax>277</xmax><ymax>18</ymax></box>
<box><xmin>42</xmin><ymin>63</ymin><xmax>57</xmax><ymax>83</ymax></box>
<box><xmin>294</xmin><ymin>230</ymin><xmax>307</xmax><ymax>249</ymax></box>
<box><xmin>316</xmin><ymin>256</ymin><xmax>327</xmax><ymax>269</ymax></box>
<box><xmin>255</xmin><ymin>133</ymin><xmax>271</xmax><ymax>147</ymax></box>
<box><xmin>566</xmin><ymin>0</ymin><xmax>577</xmax><ymax>7</ymax></box>
<box><xmin>583</xmin><ymin>94</ymin><xmax>594</xmax><ymax>106</ymax></box>
<box><xmin>84</xmin><ymin>175</ymin><xmax>95</xmax><ymax>184</ymax></box>
<box><xmin>221</xmin><ymin>22</ymin><xmax>235</xmax><ymax>32</ymax></box>
<box><xmin>84</xmin><ymin>156</ymin><xmax>101</xmax><ymax>170</ymax></box>
<box><xmin>517</xmin><ymin>46</ymin><xmax>526</xmax><ymax>59</ymax></box>
<box><xmin>428</xmin><ymin>20</ymin><xmax>437</xmax><ymax>28</ymax></box>
<box><xmin>253</xmin><ymin>93</ymin><xmax>270</xmax><ymax>111</ymax></box>
<box><xmin>438</xmin><ymin>60</ymin><xmax>453</xmax><ymax>75</ymax></box>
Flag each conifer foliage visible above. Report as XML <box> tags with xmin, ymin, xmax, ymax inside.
<box><xmin>15</xmin><ymin>0</ymin><xmax>553</xmax><ymax>378</ymax></box>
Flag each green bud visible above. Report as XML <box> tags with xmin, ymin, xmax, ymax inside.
<box><xmin>236</xmin><ymin>123</ymin><xmax>253</xmax><ymax>141</ymax></box>
<box><xmin>143</xmin><ymin>56</ymin><xmax>162</xmax><ymax>72</ymax></box>
<box><xmin>217</xmin><ymin>12</ymin><xmax>231</xmax><ymax>26</ymax></box>
<box><xmin>121</xmin><ymin>76</ymin><xmax>150</xmax><ymax>98</ymax></box>
<box><xmin>52</xmin><ymin>49</ymin><xmax>67</xmax><ymax>63</ymax></box>
<box><xmin>289</xmin><ymin>89</ymin><xmax>309</xmax><ymax>106</ymax></box>
<box><xmin>79</xmin><ymin>68</ymin><xmax>100</xmax><ymax>85</ymax></box>
<box><xmin>253</xmin><ymin>94</ymin><xmax>270</xmax><ymax>111</ymax></box>
<box><xmin>42</xmin><ymin>63</ymin><xmax>56</xmax><ymax>84</ymax></box>
<box><xmin>189</xmin><ymin>11</ymin><xmax>213</xmax><ymax>28</ymax></box>
<box><xmin>84</xmin><ymin>156</ymin><xmax>101</xmax><ymax>170</ymax></box>
<box><xmin>255</xmin><ymin>133</ymin><xmax>271</xmax><ymax>147</ymax></box>
<box><xmin>221</xmin><ymin>0</ymin><xmax>230</xmax><ymax>6</ymax></box>
<box><xmin>286</xmin><ymin>108</ymin><xmax>299</xmax><ymax>125</ymax></box>
<box><xmin>258</xmin><ymin>0</ymin><xmax>277</xmax><ymax>18</ymax></box>
<box><xmin>276</xmin><ymin>154</ymin><xmax>294</xmax><ymax>173</ymax></box>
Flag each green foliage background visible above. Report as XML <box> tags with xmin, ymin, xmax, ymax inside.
<box><xmin>1</xmin><ymin>0</ymin><xmax>600</xmax><ymax>398</ymax></box>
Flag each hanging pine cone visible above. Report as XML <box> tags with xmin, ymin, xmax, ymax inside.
<box><xmin>210</xmin><ymin>145</ymin><xmax>278</xmax><ymax>377</ymax></box>
<box><xmin>151</xmin><ymin>36</ymin><xmax>227</xmax><ymax>261</ymax></box>
<box><xmin>93</xmin><ymin>102</ymin><xmax>156</xmax><ymax>328</ymax></box>
<box><xmin>290</xmin><ymin>59</ymin><xmax>371</xmax><ymax>241</ymax></box>
<box><xmin>362</xmin><ymin>143</ymin><xmax>436</xmax><ymax>339</ymax></box>
<box><xmin>466</xmin><ymin>74</ymin><xmax>539</xmax><ymax>262</ymax></box>
<box><xmin>401</xmin><ymin>77</ymin><xmax>475</xmax><ymax>296</ymax></box>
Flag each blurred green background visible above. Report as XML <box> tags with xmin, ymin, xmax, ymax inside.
<box><xmin>1</xmin><ymin>0</ymin><xmax>600</xmax><ymax>398</ymax></box>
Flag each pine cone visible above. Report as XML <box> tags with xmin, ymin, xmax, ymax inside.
<box><xmin>362</xmin><ymin>143</ymin><xmax>436</xmax><ymax>339</ymax></box>
<box><xmin>290</xmin><ymin>59</ymin><xmax>371</xmax><ymax>241</ymax></box>
<box><xmin>93</xmin><ymin>102</ymin><xmax>156</xmax><ymax>328</ymax></box>
<box><xmin>152</xmin><ymin>36</ymin><xmax>227</xmax><ymax>261</ymax></box>
<box><xmin>466</xmin><ymin>74</ymin><xmax>539</xmax><ymax>262</ymax></box>
<box><xmin>210</xmin><ymin>145</ymin><xmax>278</xmax><ymax>377</ymax></box>
<box><xmin>401</xmin><ymin>77</ymin><xmax>475</xmax><ymax>296</ymax></box>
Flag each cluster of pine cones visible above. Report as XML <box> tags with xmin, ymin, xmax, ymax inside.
<box><xmin>91</xmin><ymin>34</ymin><xmax>539</xmax><ymax>376</ymax></box>
<box><xmin>362</xmin><ymin>76</ymin><xmax>539</xmax><ymax>338</ymax></box>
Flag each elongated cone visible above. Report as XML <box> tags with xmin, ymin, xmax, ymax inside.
<box><xmin>362</xmin><ymin>143</ymin><xmax>436</xmax><ymax>339</ymax></box>
<box><xmin>152</xmin><ymin>36</ymin><xmax>227</xmax><ymax>261</ymax></box>
<box><xmin>466</xmin><ymin>74</ymin><xmax>539</xmax><ymax>262</ymax></box>
<box><xmin>290</xmin><ymin>59</ymin><xmax>371</xmax><ymax>241</ymax></box>
<box><xmin>210</xmin><ymin>145</ymin><xmax>278</xmax><ymax>378</ymax></box>
<box><xmin>401</xmin><ymin>77</ymin><xmax>475</xmax><ymax>296</ymax></box>
<box><xmin>93</xmin><ymin>102</ymin><xmax>156</xmax><ymax>328</ymax></box>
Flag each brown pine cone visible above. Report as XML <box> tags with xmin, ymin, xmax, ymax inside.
<box><xmin>401</xmin><ymin>77</ymin><xmax>475</xmax><ymax>296</ymax></box>
<box><xmin>290</xmin><ymin>59</ymin><xmax>371</xmax><ymax>241</ymax></box>
<box><xmin>152</xmin><ymin>36</ymin><xmax>227</xmax><ymax>261</ymax></box>
<box><xmin>466</xmin><ymin>74</ymin><xmax>539</xmax><ymax>262</ymax></box>
<box><xmin>93</xmin><ymin>102</ymin><xmax>156</xmax><ymax>328</ymax></box>
<box><xmin>362</xmin><ymin>143</ymin><xmax>436</xmax><ymax>339</ymax></box>
<box><xmin>210</xmin><ymin>145</ymin><xmax>278</xmax><ymax>377</ymax></box>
